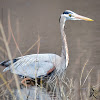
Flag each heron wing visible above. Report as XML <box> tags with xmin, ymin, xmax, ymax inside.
<box><xmin>3</xmin><ymin>54</ymin><xmax>60</xmax><ymax>78</ymax></box>
<box><xmin>11</xmin><ymin>61</ymin><xmax>54</xmax><ymax>78</ymax></box>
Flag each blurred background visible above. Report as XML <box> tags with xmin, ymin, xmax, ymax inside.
<box><xmin>0</xmin><ymin>0</ymin><xmax>99</xmax><ymax>89</ymax></box>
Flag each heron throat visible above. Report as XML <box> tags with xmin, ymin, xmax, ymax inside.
<box><xmin>60</xmin><ymin>16</ymin><xmax>69</xmax><ymax>69</ymax></box>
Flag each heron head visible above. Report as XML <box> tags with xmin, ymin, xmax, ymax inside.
<box><xmin>61</xmin><ymin>10</ymin><xmax>93</xmax><ymax>21</ymax></box>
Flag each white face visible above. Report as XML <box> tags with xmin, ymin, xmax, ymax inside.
<box><xmin>62</xmin><ymin>10</ymin><xmax>93</xmax><ymax>21</ymax></box>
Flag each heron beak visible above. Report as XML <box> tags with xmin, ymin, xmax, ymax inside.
<box><xmin>74</xmin><ymin>14</ymin><xmax>94</xmax><ymax>21</ymax></box>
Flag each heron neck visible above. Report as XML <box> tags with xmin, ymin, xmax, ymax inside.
<box><xmin>60</xmin><ymin>17</ymin><xmax>69</xmax><ymax>63</ymax></box>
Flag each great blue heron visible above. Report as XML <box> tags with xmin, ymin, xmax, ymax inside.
<box><xmin>0</xmin><ymin>10</ymin><xmax>93</xmax><ymax>86</ymax></box>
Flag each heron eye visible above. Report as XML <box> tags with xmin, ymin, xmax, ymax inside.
<box><xmin>69</xmin><ymin>14</ymin><xmax>72</xmax><ymax>17</ymax></box>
